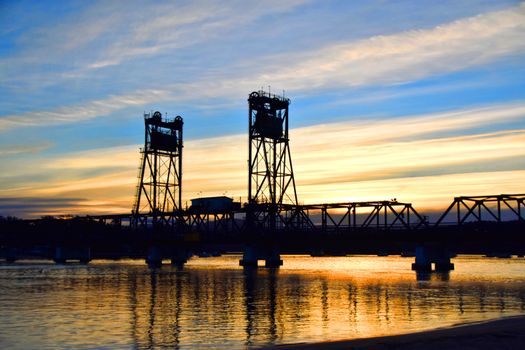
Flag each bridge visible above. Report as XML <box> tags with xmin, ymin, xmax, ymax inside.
<box><xmin>1</xmin><ymin>91</ymin><xmax>524</xmax><ymax>272</ymax></box>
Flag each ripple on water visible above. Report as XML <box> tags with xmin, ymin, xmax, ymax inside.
<box><xmin>1</xmin><ymin>256</ymin><xmax>525</xmax><ymax>349</ymax></box>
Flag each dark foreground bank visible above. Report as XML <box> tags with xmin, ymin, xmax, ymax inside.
<box><xmin>263</xmin><ymin>315</ymin><xmax>525</xmax><ymax>350</ymax></box>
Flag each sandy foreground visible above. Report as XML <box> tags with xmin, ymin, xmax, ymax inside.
<box><xmin>262</xmin><ymin>315</ymin><xmax>525</xmax><ymax>350</ymax></box>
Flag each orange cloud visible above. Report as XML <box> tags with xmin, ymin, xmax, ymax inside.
<box><xmin>1</xmin><ymin>103</ymin><xmax>524</xmax><ymax>217</ymax></box>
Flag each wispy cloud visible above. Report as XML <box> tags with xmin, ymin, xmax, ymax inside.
<box><xmin>0</xmin><ymin>142</ymin><xmax>53</xmax><ymax>156</ymax></box>
<box><xmin>262</xmin><ymin>4</ymin><xmax>525</xmax><ymax>89</ymax></box>
<box><xmin>159</xmin><ymin>110</ymin><xmax>524</xmax><ymax>207</ymax></box>
<box><xmin>45</xmin><ymin>145</ymin><xmax>138</xmax><ymax>170</ymax></box>
<box><xmin>1</xmin><ymin>2</ymin><xmax>523</xmax><ymax>217</ymax></box>
<box><xmin>297</xmin><ymin>170</ymin><xmax>525</xmax><ymax>209</ymax></box>
<box><xmin>2</xmin><ymin>4</ymin><xmax>523</xmax><ymax>132</ymax></box>
<box><xmin>292</xmin><ymin>102</ymin><xmax>525</xmax><ymax>147</ymax></box>
<box><xmin>86</xmin><ymin>0</ymin><xmax>309</xmax><ymax>69</ymax></box>
<box><xmin>294</xmin><ymin>130</ymin><xmax>525</xmax><ymax>185</ymax></box>
<box><xmin>0</xmin><ymin>196</ymin><xmax>134</xmax><ymax>218</ymax></box>
<box><xmin>2</xmin><ymin>101</ymin><xmax>523</xmax><ymax>216</ymax></box>
<box><xmin>0</xmin><ymin>89</ymin><xmax>171</xmax><ymax>131</ymax></box>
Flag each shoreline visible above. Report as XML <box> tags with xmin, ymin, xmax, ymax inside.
<box><xmin>263</xmin><ymin>315</ymin><xmax>525</xmax><ymax>349</ymax></box>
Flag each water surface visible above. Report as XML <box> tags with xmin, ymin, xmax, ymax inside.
<box><xmin>1</xmin><ymin>255</ymin><xmax>525</xmax><ymax>349</ymax></box>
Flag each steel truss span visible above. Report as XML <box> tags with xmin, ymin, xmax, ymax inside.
<box><xmin>93</xmin><ymin>194</ymin><xmax>524</xmax><ymax>234</ymax></box>
<box><xmin>435</xmin><ymin>194</ymin><xmax>525</xmax><ymax>226</ymax></box>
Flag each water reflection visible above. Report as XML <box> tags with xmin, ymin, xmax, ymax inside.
<box><xmin>415</xmin><ymin>271</ymin><xmax>450</xmax><ymax>281</ymax></box>
<box><xmin>243</xmin><ymin>268</ymin><xmax>279</xmax><ymax>347</ymax></box>
<box><xmin>1</xmin><ymin>257</ymin><xmax>525</xmax><ymax>349</ymax></box>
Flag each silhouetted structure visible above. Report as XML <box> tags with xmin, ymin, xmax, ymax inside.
<box><xmin>1</xmin><ymin>92</ymin><xmax>524</xmax><ymax>272</ymax></box>
<box><xmin>242</xmin><ymin>91</ymin><xmax>302</xmax><ymax>267</ymax></box>
<box><xmin>435</xmin><ymin>194</ymin><xmax>525</xmax><ymax>226</ymax></box>
<box><xmin>247</xmin><ymin>91</ymin><xmax>298</xmax><ymax>231</ymax></box>
<box><xmin>133</xmin><ymin>111</ymin><xmax>183</xmax><ymax>228</ymax></box>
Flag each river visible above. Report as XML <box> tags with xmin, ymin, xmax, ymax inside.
<box><xmin>1</xmin><ymin>255</ymin><xmax>525</xmax><ymax>349</ymax></box>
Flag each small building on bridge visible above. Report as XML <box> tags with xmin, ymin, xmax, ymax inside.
<box><xmin>189</xmin><ymin>196</ymin><xmax>241</xmax><ymax>213</ymax></box>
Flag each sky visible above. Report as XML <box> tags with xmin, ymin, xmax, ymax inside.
<box><xmin>0</xmin><ymin>0</ymin><xmax>524</xmax><ymax>218</ymax></box>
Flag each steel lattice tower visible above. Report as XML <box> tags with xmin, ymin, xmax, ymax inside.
<box><xmin>133</xmin><ymin>111</ymin><xmax>183</xmax><ymax>227</ymax></box>
<box><xmin>248</xmin><ymin>90</ymin><xmax>298</xmax><ymax>230</ymax></box>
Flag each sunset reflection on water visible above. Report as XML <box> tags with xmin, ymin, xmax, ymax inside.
<box><xmin>1</xmin><ymin>256</ymin><xmax>525</xmax><ymax>349</ymax></box>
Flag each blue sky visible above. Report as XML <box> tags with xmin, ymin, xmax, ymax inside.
<box><xmin>0</xmin><ymin>0</ymin><xmax>524</xmax><ymax>217</ymax></box>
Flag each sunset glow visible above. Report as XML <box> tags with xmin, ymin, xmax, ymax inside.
<box><xmin>1</xmin><ymin>1</ymin><xmax>524</xmax><ymax>217</ymax></box>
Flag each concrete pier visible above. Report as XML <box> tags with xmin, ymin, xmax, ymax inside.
<box><xmin>145</xmin><ymin>245</ymin><xmax>163</xmax><ymax>268</ymax></box>
<box><xmin>239</xmin><ymin>246</ymin><xmax>259</xmax><ymax>267</ymax></box>
<box><xmin>170</xmin><ymin>247</ymin><xmax>190</xmax><ymax>268</ymax></box>
<box><xmin>53</xmin><ymin>246</ymin><xmax>91</xmax><ymax>264</ymax></box>
<box><xmin>240</xmin><ymin>246</ymin><xmax>283</xmax><ymax>268</ymax></box>
<box><xmin>411</xmin><ymin>246</ymin><xmax>432</xmax><ymax>272</ymax></box>
<box><xmin>264</xmin><ymin>249</ymin><xmax>283</xmax><ymax>268</ymax></box>
<box><xmin>411</xmin><ymin>245</ymin><xmax>454</xmax><ymax>272</ymax></box>
<box><xmin>5</xmin><ymin>247</ymin><xmax>17</xmax><ymax>263</ymax></box>
<box><xmin>146</xmin><ymin>246</ymin><xmax>190</xmax><ymax>268</ymax></box>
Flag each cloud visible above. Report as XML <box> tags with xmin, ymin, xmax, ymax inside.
<box><xmin>0</xmin><ymin>197</ymin><xmax>85</xmax><ymax>218</ymax></box>
<box><xmin>291</xmin><ymin>102</ymin><xmax>525</xmax><ymax>148</ymax></box>
<box><xmin>1</xmin><ymin>2</ymin><xmax>523</xmax><ymax>219</ymax></box>
<box><xmin>84</xmin><ymin>0</ymin><xmax>309</xmax><ymax>69</ymax></box>
<box><xmin>2</xmin><ymin>101</ymin><xmax>523</xmax><ymax>217</ymax></box>
<box><xmin>294</xmin><ymin>130</ymin><xmax>525</xmax><ymax>185</ymax></box>
<box><xmin>146</xmin><ymin>111</ymin><xmax>525</xmax><ymax>208</ymax></box>
<box><xmin>0</xmin><ymin>89</ymin><xmax>171</xmax><ymax>131</ymax></box>
<box><xmin>297</xmin><ymin>170</ymin><xmax>525</xmax><ymax>210</ymax></box>
<box><xmin>45</xmin><ymin>145</ymin><xmax>138</xmax><ymax>170</ymax></box>
<box><xmin>2</xmin><ymin>4</ymin><xmax>524</xmax><ymax>133</ymax></box>
<box><xmin>31</xmin><ymin>171</ymin><xmax>135</xmax><ymax>197</ymax></box>
<box><xmin>262</xmin><ymin>4</ymin><xmax>525</xmax><ymax>90</ymax></box>
<box><xmin>0</xmin><ymin>142</ymin><xmax>53</xmax><ymax>156</ymax></box>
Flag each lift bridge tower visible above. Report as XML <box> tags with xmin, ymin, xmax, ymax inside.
<box><xmin>247</xmin><ymin>90</ymin><xmax>299</xmax><ymax>231</ymax></box>
<box><xmin>133</xmin><ymin>111</ymin><xmax>183</xmax><ymax>228</ymax></box>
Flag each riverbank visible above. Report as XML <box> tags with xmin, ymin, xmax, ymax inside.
<box><xmin>265</xmin><ymin>315</ymin><xmax>525</xmax><ymax>349</ymax></box>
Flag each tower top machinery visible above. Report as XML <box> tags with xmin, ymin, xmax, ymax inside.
<box><xmin>248</xmin><ymin>90</ymin><xmax>298</xmax><ymax>231</ymax></box>
<box><xmin>133</xmin><ymin>111</ymin><xmax>183</xmax><ymax>228</ymax></box>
